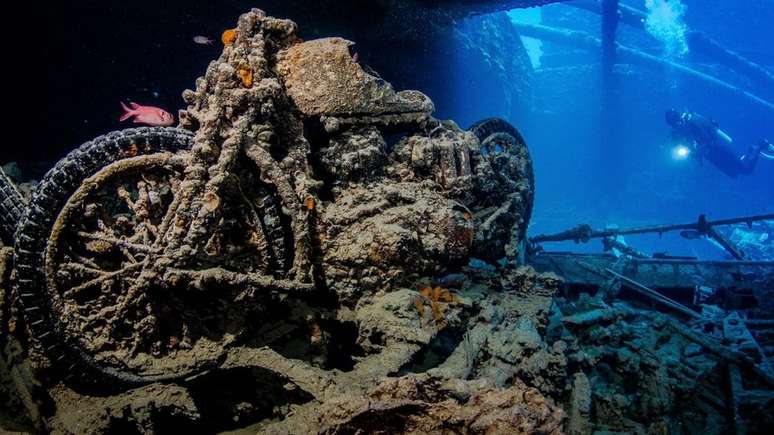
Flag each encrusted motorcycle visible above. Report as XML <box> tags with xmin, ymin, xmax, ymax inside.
<box><xmin>3</xmin><ymin>10</ymin><xmax>534</xmax><ymax>388</ymax></box>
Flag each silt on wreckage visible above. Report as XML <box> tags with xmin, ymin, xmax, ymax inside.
<box><xmin>2</xmin><ymin>1</ymin><xmax>774</xmax><ymax>433</ymax></box>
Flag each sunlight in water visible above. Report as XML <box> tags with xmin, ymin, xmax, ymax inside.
<box><xmin>508</xmin><ymin>8</ymin><xmax>543</xmax><ymax>68</ymax></box>
<box><xmin>645</xmin><ymin>0</ymin><xmax>689</xmax><ymax>57</ymax></box>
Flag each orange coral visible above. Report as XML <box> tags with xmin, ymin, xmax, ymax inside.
<box><xmin>221</xmin><ymin>28</ymin><xmax>237</xmax><ymax>45</ymax></box>
<box><xmin>305</xmin><ymin>196</ymin><xmax>315</xmax><ymax>211</ymax></box>
<box><xmin>415</xmin><ymin>286</ymin><xmax>459</xmax><ymax>328</ymax></box>
<box><xmin>413</xmin><ymin>298</ymin><xmax>425</xmax><ymax>322</ymax></box>
<box><xmin>237</xmin><ymin>67</ymin><xmax>253</xmax><ymax>87</ymax></box>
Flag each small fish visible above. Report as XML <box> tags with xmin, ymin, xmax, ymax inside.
<box><xmin>119</xmin><ymin>102</ymin><xmax>174</xmax><ymax>126</ymax></box>
<box><xmin>352</xmin><ymin>52</ymin><xmax>359</xmax><ymax>63</ymax></box>
<box><xmin>193</xmin><ymin>35</ymin><xmax>214</xmax><ymax>45</ymax></box>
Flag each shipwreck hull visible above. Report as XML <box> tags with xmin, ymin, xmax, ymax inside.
<box><xmin>531</xmin><ymin>252</ymin><xmax>774</xmax><ymax>290</ymax></box>
<box><xmin>3</xmin><ymin>4</ymin><xmax>772</xmax><ymax>433</ymax></box>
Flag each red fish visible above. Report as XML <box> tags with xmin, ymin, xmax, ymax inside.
<box><xmin>119</xmin><ymin>102</ymin><xmax>174</xmax><ymax>126</ymax></box>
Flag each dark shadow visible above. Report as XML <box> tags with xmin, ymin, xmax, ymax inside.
<box><xmin>187</xmin><ymin>366</ymin><xmax>314</xmax><ymax>433</ymax></box>
<box><xmin>398</xmin><ymin>326</ymin><xmax>464</xmax><ymax>374</ymax></box>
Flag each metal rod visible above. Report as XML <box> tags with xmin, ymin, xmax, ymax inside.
<box><xmin>530</xmin><ymin>213</ymin><xmax>774</xmax><ymax>244</ymax></box>
<box><xmin>632</xmin><ymin>259</ymin><xmax>774</xmax><ymax>267</ymax></box>
<box><xmin>666</xmin><ymin>317</ymin><xmax>774</xmax><ymax>388</ymax></box>
<box><xmin>604</xmin><ymin>268</ymin><xmax>704</xmax><ymax>319</ymax></box>
<box><xmin>706</xmin><ymin>226</ymin><xmax>746</xmax><ymax>260</ymax></box>
<box><xmin>600</xmin><ymin>0</ymin><xmax>619</xmax><ymax>77</ymax></box>
<box><xmin>537</xmin><ymin>252</ymin><xmax>774</xmax><ymax>266</ymax></box>
<box><xmin>570</xmin><ymin>0</ymin><xmax>647</xmax><ymax>28</ymax></box>
<box><xmin>745</xmin><ymin>319</ymin><xmax>774</xmax><ymax>327</ymax></box>
<box><xmin>727</xmin><ymin>364</ymin><xmax>743</xmax><ymax>435</ymax></box>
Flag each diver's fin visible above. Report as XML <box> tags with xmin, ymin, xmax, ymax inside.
<box><xmin>758</xmin><ymin>140</ymin><xmax>774</xmax><ymax>159</ymax></box>
<box><xmin>716</xmin><ymin>128</ymin><xmax>733</xmax><ymax>144</ymax></box>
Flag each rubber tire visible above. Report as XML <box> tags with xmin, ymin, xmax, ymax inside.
<box><xmin>467</xmin><ymin>118</ymin><xmax>535</xmax><ymax>243</ymax></box>
<box><xmin>468</xmin><ymin>117</ymin><xmax>528</xmax><ymax>151</ymax></box>
<box><xmin>13</xmin><ymin>127</ymin><xmax>194</xmax><ymax>387</ymax></box>
<box><xmin>0</xmin><ymin>170</ymin><xmax>26</xmax><ymax>246</ymax></box>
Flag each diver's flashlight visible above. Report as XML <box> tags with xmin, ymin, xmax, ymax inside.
<box><xmin>672</xmin><ymin>145</ymin><xmax>691</xmax><ymax>160</ymax></box>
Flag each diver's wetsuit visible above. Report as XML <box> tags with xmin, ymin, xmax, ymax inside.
<box><xmin>670</xmin><ymin>112</ymin><xmax>765</xmax><ymax>178</ymax></box>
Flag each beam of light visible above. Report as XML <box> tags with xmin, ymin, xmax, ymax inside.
<box><xmin>672</xmin><ymin>144</ymin><xmax>691</xmax><ymax>160</ymax></box>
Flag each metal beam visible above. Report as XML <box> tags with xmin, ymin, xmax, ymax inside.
<box><xmin>530</xmin><ymin>213</ymin><xmax>774</xmax><ymax>244</ymax></box>
<box><xmin>512</xmin><ymin>22</ymin><xmax>774</xmax><ymax>113</ymax></box>
<box><xmin>604</xmin><ymin>268</ymin><xmax>704</xmax><ymax>319</ymax></box>
<box><xmin>567</xmin><ymin>0</ymin><xmax>774</xmax><ymax>93</ymax></box>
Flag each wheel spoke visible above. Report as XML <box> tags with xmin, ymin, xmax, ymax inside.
<box><xmin>72</xmin><ymin>253</ymin><xmax>103</xmax><ymax>270</ymax></box>
<box><xmin>61</xmin><ymin>261</ymin><xmax>105</xmax><ymax>276</ymax></box>
<box><xmin>121</xmin><ymin>247</ymin><xmax>139</xmax><ymax>263</ymax></box>
<box><xmin>63</xmin><ymin>262</ymin><xmax>144</xmax><ymax>298</ymax></box>
<box><xmin>34</xmin><ymin>140</ymin><xmax>303</xmax><ymax>382</ymax></box>
<box><xmin>77</xmin><ymin>231</ymin><xmax>157</xmax><ymax>254</ymax></box>
<box><xmin>109</xmin><ymin>271</ymin><xmax>154</xmax><ymax>322</ymax></box>
<box><xmin>153</xmin><ymin>185</ymin><xmax>182</xmax><ymax>248</ymax></box>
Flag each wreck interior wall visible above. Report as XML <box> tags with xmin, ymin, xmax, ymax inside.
<box><xmin>422</xmin><ymin>12</ymin><xmax>534</xmax><ymax>129</ymax></box>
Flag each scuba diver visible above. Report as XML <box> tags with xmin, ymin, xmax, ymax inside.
<box><xmin>664</xmin><ymin>109</ymin><xmax>774</xmax><ymax>177</ymax></box>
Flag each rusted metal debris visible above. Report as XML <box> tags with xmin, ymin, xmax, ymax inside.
<box><xmin>603</xmin><ymin>267</ymin><xmax>705</xmax><ymax>319</ymax></box>
<box><xmin>531</xmin><ymin>252</ymin><xmax>774</xmax><ymax>289</ymax></box>
<box><xmin>528</xmin><ymin>211</ymin><xmax>774</xmax><ymax>431</ymax></box>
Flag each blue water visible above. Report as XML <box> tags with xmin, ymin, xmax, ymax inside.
<box><xmin>435</xmin><ymin>0</ymin><xmax>774</xmax><ymax>260</ymax></box>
